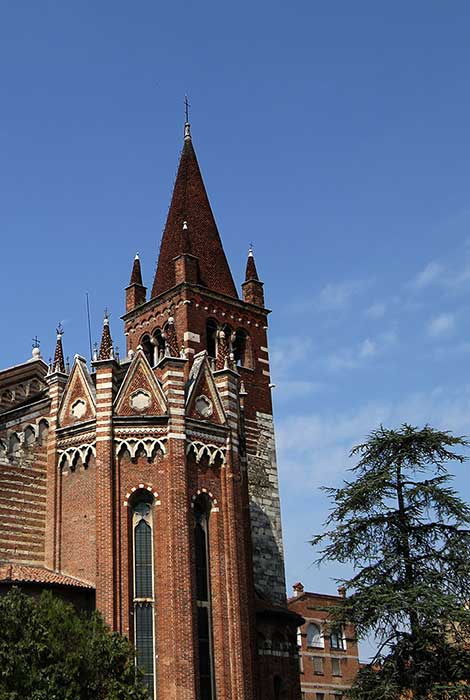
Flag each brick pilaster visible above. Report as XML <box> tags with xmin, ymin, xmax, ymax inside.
<box><xmin>214</xmin><ymin>368</ymin><xmax>256</xmax><ymax>699</ymax></box>
<box><xmin>159</xmin><ymin>356</ymin><xmax>198</xmax><ymax>699</ymax></box>
<box><xmin>94</xmin><ymin>358</ymin><xmax>118</xmax><ymax>627</ymax></box>
<box><xmin>44</xmin><ymin>370</ymin><xmax>68</xmax><ymax>571</ymax></box>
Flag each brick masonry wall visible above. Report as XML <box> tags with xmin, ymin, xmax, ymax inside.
<box><xmin>124</xmin><ymin>285</ymin><xmax>288</xmax><ymax>608</ymax></box>
<box><xmin>289</xmin><ymin>592</ymin><xmax>361</xmax><ymax>699</ymax></box>
<box><xmin>0</xmin><ymin>414</ymin><xmax>49</xmax><ymax>565</ymax></box>
<box><xmin>60</xmin><ymin>457</ymin><xmax>96</xmax><ymax>583</ymax></box>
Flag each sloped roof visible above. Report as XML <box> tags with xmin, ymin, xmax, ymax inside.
<box><xmin>151</xmin><ymin>131</ymin><xmax>238</xmax><ymax>299</ymax></box>
<box><xmin>0</xmin><ymin>563</ymin><xmax>94</xmax><ymax>589</ymax></box>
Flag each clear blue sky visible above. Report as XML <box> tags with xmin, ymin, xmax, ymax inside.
<box><xmin>2</xmin><ymin>1</ymin><xmax>470</xmax><ymax>660</ymax></box>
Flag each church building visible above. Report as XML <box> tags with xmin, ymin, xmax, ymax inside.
<box><xmin>0</xmin><ymin>119</ymin><xmax>302</xmax><ymax>699</ymax></box>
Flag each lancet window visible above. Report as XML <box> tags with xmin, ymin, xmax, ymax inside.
<box><xmin>194</xmin><ymin>494</ymin><xmax>215</xmax><ymax>700</ymax></box>
<box><xmin>131</xmin><ymin>491</ymin><xmax>156</xmax><ymax>698</ymax></box>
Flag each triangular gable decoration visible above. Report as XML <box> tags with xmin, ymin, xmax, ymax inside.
<box><xmin>114</xmin><ymin>349</ymin><xmax>167</xmax><ymax>417</ymax></box>
<box><xmin>186</xmin><ymin>351</ymin><xmax>226</xmax><ymax>425</ymax></box>
<box><xmin>58</xmin><ymin>356</ymin><xmax>96</xmax><ymax>427</ymax></box>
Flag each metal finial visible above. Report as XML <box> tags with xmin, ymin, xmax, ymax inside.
<box><xmin>184</xmin><ymin>95</ymin><xmax>191</xmax><ymax>141</ymax></box>
<box><xmin>32</xmin><ymin>336</ymin><xmax>40</xmax><ymax>349</ymax></box>
<box><xmin>248</xmin><ymin>242</ymin><xmax>254</xmax><ymax>257</ymax></box>
<box><xmin>56</xmin><ymin>322</ymin><xmax>63</xmax><ymax>336</ymax></box>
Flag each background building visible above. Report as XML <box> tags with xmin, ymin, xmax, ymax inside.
<box><xmin>0</xmin><ymin>121</ymin><xmax>302</xmax><ymax>700</ymax></box>
<box><xmin>288</xmin><ymin>583</ymin><xmax>361</xmax><ymax>700</ymax></box>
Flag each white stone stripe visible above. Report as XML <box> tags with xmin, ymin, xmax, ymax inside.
<box><xmin>262</xmin><ymin>370</ymin><xmax>270</xmax><ymax>377</ymax></box>
<box><xmin>260</xmin><ymin>346</ymin><xmax>269</xmax><ymax>353</ymax></box>
<box><xmin>258</xmin><ymin>357</ymin><xmax>269</xmax><ymax>365</ymax></box>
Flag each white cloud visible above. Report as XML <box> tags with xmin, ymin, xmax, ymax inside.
<box><xmin>364</xmin><ymin>302</ymin><xmax>386</xmax><ymax>319</ymax></box>
<box><xmin>427</xmin><ymin>313</ymin><xmax>455</xmax><ymax>338</ymax></box>
<box><xmin>317</xmin><ymin>280</ymin><xmax>367</xmax><ymax>310</ymax></box>
<box><xmin>359</xmin><ymin>338</ymin><xmax>377</xmax><ymax>358</ymax></box>
<box><xmin>270</xmin><ymin>337</ymin><xmax>323</xmax><ymax>399</ymax></box>
<box><xmin>277</xmin><ymin>385</ymin><xmax>470</xmax><ymax>492</ymax></box>
<box><xmin>326</xmin><ymin>331</ymin><xmax>396</xmax><ymax>371</ymax></box>
<box><xmin>412</xmin><ymin>261</ymin><xmax>445</xmax><ymax>289</ymax></box>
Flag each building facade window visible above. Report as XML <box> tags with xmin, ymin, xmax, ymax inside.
<box><xmin>331</xmin><ymin>657</ymin><xmax>342</xmax><ymax>676</ymax></box>
<box><xmin>330</xmin><ymin>627</ymin><xmax>345</xmax><ymax>650</ymax></box>
<box><xmin>194</xmin><ymin>494</ymin><xmax>215</xmax><ymax>700</ymax></box>
<box><xmin>206</xmin><ymin>320</ymin><xmax>218</xmax><ymax>359</ymax></box>
<box><xmin>307</xmin><ymin>622</ymin><xmax>323</xmax><ymax>648</ymax></box>
<box><xmin>131</xmin><ymin>492</ymin><xmax>155</xmax><ymax>698</ymax></box>
<box><xmin>313</xmin><ymin>655</ymin><xmax>324</xmax><ymax>675</ymax></box>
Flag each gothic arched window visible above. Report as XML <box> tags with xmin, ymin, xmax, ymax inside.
<box><xmin>194</xmin><ymin>494</ymin><xmax>215</xmax><ymax>700</ymax></box>
<box><xmin>206</xmin><ymin>320</ymin><xmax>218</xmax><ymax>359</ymax></box>
<box><xmin>153</xmin><ymin>329</ymin><xmax>165</xmax><ymax>364</ymax></box>
<box><xmin>141</xmin><ymin>334</ymin><xmax>154</xmax><ymax>367</ymax></box>
<box><xmin>232</xmin><ymin>329</ymin><xmax>253</xmax><ymax>368</ymax></box>
<box><xmin>131</xmin><ymin>491</ymin><xmax>155</xmax><ymax>698</ymax></box>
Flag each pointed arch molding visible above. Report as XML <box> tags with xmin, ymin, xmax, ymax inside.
<box><xmin>123</xmin><ymin>484</ymin><xmax>160</xmax><ymax>507</ymax></box>
<box><xmin>186</xmin><ymin>440</ymin><xmax>226</xmax><ymax>466</ymax></box>
<box><xmin>115</xmin><ymin>437</ymin><xmax>167</xmax><ymax>460</ymax></box>
<box><xmin>114</xmin><ymin>348</ymin><xmax>167</xmax><ymax>416</ymax></box>
<box><xmin>59</xmin><ymin>443</ymin><xmax>96</xmax><ymax>469</ymax></box>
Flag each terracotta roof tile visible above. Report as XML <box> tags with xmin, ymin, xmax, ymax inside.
<box><xmin>0</xmin><ymin>563</ymin><xmax>94</xmax><ymax>589</ymax></box>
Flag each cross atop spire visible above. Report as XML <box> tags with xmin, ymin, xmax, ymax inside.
<box><xmin>184</xmin><ymin>95</ymin><xmax>191</xmax><ymax>142</ymax></box>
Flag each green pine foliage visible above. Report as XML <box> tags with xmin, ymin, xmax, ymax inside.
<box><xmin>0</xmin><ymin>588</ymin><xmax>150</xmax><ymax>700</ymax></box>
<box><xmin>312</xmin><ymin>424</ymin><xmax>470</xmax><ymax>700</ymax></box>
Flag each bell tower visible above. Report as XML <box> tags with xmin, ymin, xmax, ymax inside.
<box><xmin>119</xmin><ymin>119</ymin><xmax>301</xmax><ymax>699</ymax></box>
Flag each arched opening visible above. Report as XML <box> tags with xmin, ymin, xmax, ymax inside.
<box><xmin>307</xmin><ymin>622</ymin><xmax>323</xmax><ymax>648</ymax></box>
<box><xmin>153</xmin><ymin>328</ymin><xmax>165</xmax><ymax>364</ymax></box>
<box><xmin>194</xmin><ymin>493</ymin><xmax>215</xmax><ymax>700</ymax></box>
<box><xmin>8</xmin><ymin>433</ymin><xmax>20</xmax><ymax>458</ymax></box>
<box><xmin>130</xmin><ymin>489</ymin><xmax>156</xmax><ymax>699</ymax></box>
<box><xmin>24</xmin><ymin>425</ymin><xmax>35</xmax><ymax>447</ymax></box>
<box><xmin>232</xmin><ymin>329</ymin><xmax>253</xmax><ymax>368</ymax></box>
<box><xmin>38</xmin><ymin>419</ymin><xmax>49</xmax><ymax>445</ymax></box>
<box><xmin>141</xmin><ymin>334</ymin><xmax>154</xmax><ymax>367</ymax></box>
<box><xmin>206</xmin><ymin>319</ymin><xmax>218</xmax><ymax>359</ymax></box>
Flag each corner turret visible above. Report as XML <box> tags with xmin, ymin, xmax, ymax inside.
<box><xmin>126</xmin><ymin>253</ymin><xmax>147</xmax><ymax>313</ymax></box>
<box><xmin>242</xmin><ymin>246</ymin><xmax>265</xmax><ymax>307</ymax></box>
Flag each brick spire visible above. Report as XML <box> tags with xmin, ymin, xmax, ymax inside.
<box><xmin>53</xmin><ymin>323</ymin><xmax>66</xmax><ymax>373</ymax></box>
<box><xmin>129</xmin><ymin>253</ymin><xmax>143</xmax><ymax>286</ymax></box>
<box><xmin>245</xmin><ymin>245</ymin><xmax>259</xmax><ymax>281</ymax></box>
<box><xmin>151</xmin><ymin>124</ymin><xmax>238</xmax><ymax>299</ymax></box>
<box><xmin>98</xmin><ymin>313</ymin><xmax>113</xmax><ymax>360</ymax></box>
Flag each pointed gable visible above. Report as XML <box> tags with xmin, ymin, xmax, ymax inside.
<box><xmin>186</xmin><ymin>351</ymin><xmax>226</xmax><ymax>425</ymax></box>
<box><xmin>59</xmin><ymin>356</ymin><xmax>96</xmax><ymax>427</ymax></box>
<box><xmin>114</xmin><ymin>349</ymin><xmax>167</xmax><ymax>417</ymax></box>
<box><xmin>151</xmin><ymin>131</ymin><xmax>238</xmax><ymax>300</ymax></box>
